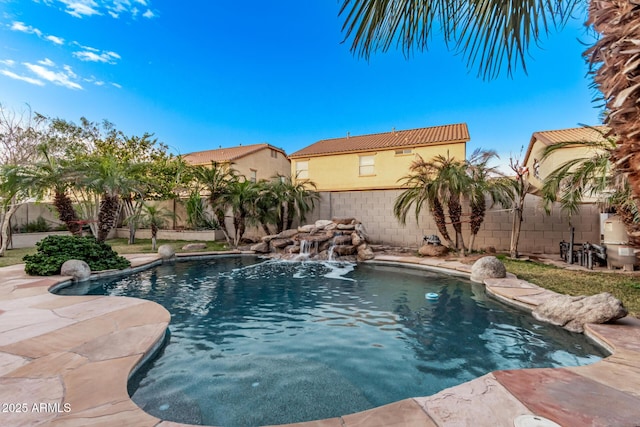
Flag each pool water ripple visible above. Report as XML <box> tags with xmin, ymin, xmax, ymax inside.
<box><xmin>57</xmin><ymin>256</ymin><xmax>607</xmax><ymax>427</ymax></box>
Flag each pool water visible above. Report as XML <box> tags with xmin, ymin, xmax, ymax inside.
<box><xmin>57</xmin><ymin>256</ymin><xmax>607</xmax><ymax>426</ymax></box>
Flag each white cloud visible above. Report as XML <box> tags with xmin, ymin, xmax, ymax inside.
<box><xmin>59</xmin><ymin>0</ymin><xmax>101</xmax><ymax>18</ymax></box>
<box><xmin>0</xmin><ymin>59</ymin><xmax>16</xmax><ymax>67</ymax></box>
<box><xmin>72</xmin><ymin>48</ymin><xmax>120</xmax><ymax>64</ymax></box>
<box><xmin>41</xmin><ymin>0</ymin><xmax>156</xmax><ymax>20</ymax></box>
<box><xmin>38</xmin><ymin>58</ymin><xmax>56</xmax><ymax>66</ymax></box>
<box><xmin>10</xmin><ymin>21</ymin><xmax>43</xmax><ymax>37</ymax></box>
<box><xmin>23</xmin><ymin>62</ymin><xmax>83</xmax><ymax>90</ymax></box>
<box><xmin>10</xmin><ymin>21</ymin><xmax>65</xmax><ymax>46</ymax></box>
<box><xmin>0</xmin><ymin>69</ymin><xmax>45</xmax><ymax>86</ymax></box>
<box><xmin>111</xmin><ymin>82</ymin><xmax>122</xmax><ymax>89</ymax></box>
<box><xmin>46</xmin><ymin>35</ymin><xmax>65</xmax><ymax>45</ymax></box>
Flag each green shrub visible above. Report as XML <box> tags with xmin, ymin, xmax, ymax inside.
<box><xmin>13</xmin><ymin>216</ymin><xmax>51</xmax><ymax>233</ymax></box>
<box><xmin>23</xmin><ymin>235</ymin><xmax>131</xmax><ymax>276</ymax></box>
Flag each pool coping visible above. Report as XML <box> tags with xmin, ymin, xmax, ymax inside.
<box><xmin>0</xmin><ymin>252</ymin><xmax>637</xmax><ymax>426</ymax></box>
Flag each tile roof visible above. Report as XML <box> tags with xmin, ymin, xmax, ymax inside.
<box><xmin>182</xmin><ymin>143</ymin><xmax>285</xmax><ymax>165</ymax></box>
<box><xmin>524</xmin><ymin>125</ymin><xmax>610</xmax><ymax>165</ymax></box>
<box><xmin>289</xmin><ymin>123</ymin><xmax>469</xmax><ymax>158</ymax></box>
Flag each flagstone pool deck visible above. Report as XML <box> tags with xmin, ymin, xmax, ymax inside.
<box><xmin>0</xmin><ymin>252</ymin><xmax>639</xmax><ymax>427</ymax></box>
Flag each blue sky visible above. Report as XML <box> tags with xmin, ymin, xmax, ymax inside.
<box><xmin>1</xmin><ymin>1</ymin><xmax>601</xmax><ymax>168</ymax></box>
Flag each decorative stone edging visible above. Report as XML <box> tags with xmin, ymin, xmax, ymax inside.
<box><xmin>0</xmin><ymin>253</ymin><xmax>639</xmax><ymax>426</ymax></box>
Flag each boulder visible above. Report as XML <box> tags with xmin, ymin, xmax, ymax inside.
<box><xmin>262</xmin><ymin>234</ymin><xmax>278</xmax><ymax>242</ymax></box>
<box><xmin>271</xmin><ymin>238</ymin><xmax>293</xmax><ymax>249</ymax></box>
<box><xmin>182</xmin><ymin>243</ymin><xmax>207</xmax><ymax>251</ymax></box>
<box><xmin>298</xmin><ymin>224</ymin><xmax>316</xmax><ymax>233</ymax></box>
<box><xmin>337</xmin><ymin>223</ymin><xmax>356</xmax><ymax>230</ymax></box>
<box><xmin>61</xmin><ymin>259</ymin><xmax>91</xmax><ymax>281</ymax></box>
<box><xmin>482</xmin><ymin>246</ymin><xmax>497</xmax><ymax>254</ymax></box>
<box><xmin>315</xmin><ymin>220</ymin><xmax>333</xmax><ymax>229</ymax></box>
<box><xmin>332</xmin><ymin>217</ymin><xmax>355</xmax><ymax>225</ymax></box>
<box><xmin>355</xmin><ymin>223</ymin><xmax>369</xmax><ymax>240</ymax></box>
<box><xmin>298</xmin><ymin>233</ymin><xmax>332</xmax><ymax>243</ymax></box>
<box><xmin>324</xmin><ymin>223</ymin><xmax>337</xmax><ymax>231</ymax></box>
<box><xmin>351</xmin><ymin>232</ymin><xmax>364</xmax><ymax>246</ymax></box>
<box><xmin>158</xmin><ymin>244</ymin><xmax>176</xmax><ymax>260</ymax></box>
<box><xmin>278</xmin><ymin>229</ymin><xmax>299</xmax><ymax>239</ymax></box>
<box><xmin>470</xmin><ymin>256</ymin><xmax>506</xmax><ymax>283</ymax></box>
<box><xmin>532</xmin><ymin>292</ymin><xmax>628</xmax><ymax>333</ymax></box>
<box><xmin>357</xmin><ymin>244</ymin><xmax>375</xmax><ymax>261</ymax></box>
<box><xmin>250</xmin><ymin>242</ymin><xmax>270</xmax><ymax>253</ymax></box>
<box><xmin>332</xmin><ymin>235</ymin><xmax>353</xmax><ymax>246</ymax></box>
<box><xmin>418</xmin><ymin>244</ymin><xmax>449</xmax><ymax>257</ymax></box>
<box><xmin>333</xmin><ymin>245</ymin><xmax>357</xmax><ymax>256</ymax></box>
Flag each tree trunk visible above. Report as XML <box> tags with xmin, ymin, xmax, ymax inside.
<box><xmin>0</xmin><ymin>200</ymin><xmax>20</xmax><ymax>256</ymax></box>
<box><xmin>468</xmin><ymin>233</ymin><xmax>477</xmax><ymax>253</ymax></box>
<box><xmin>151</xmin><ymin>223</ymin><xmax>158</xmax><ymax>251</ymax></box>
<box><xmin>510</xmin><ymin>206</ymin><xmax>523</xmax><ymax>258</ymax></box>
<box><xmin>432</xmin><ymin>198</ymin><xmax>455</xmax><ymax>249</ymax></box>
<box><xmin>97</xmin><ymin>194</ymin><xmax>120</xmax><ymax>242</ymax></box>
<box><xmin>54</xmin><ymin>191</ymin><xmax>82</xmax><ymax>236</ymax></box>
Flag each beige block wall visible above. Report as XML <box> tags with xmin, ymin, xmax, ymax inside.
<box><xmin>10</xmin><ymin>203</ymin><xmax>63</xmax><ymax>230</ymax></box>
<box><xmin>305</xmin><ymin>190</ymin><xmax>600</xmax><ymax>254</ymax></box>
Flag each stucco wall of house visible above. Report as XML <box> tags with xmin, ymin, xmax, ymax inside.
<box><xmin>291</xmin><ymin>142</ymin><xmax>466</xmax><ymax>191</ymax></box>
<box><xmin>305</xmin><ymin>190</ymin><xmax>601</xmax><ymax>254</ymax></box>
<box><xmin>232</xmin><ymin>148</ymin><xmax>291</xmax><ymax>182</ymax></box>
<box><xmin>525</xmin><ymin>140</ymin><xmax>605</xmax><ymax>204</ymax></box>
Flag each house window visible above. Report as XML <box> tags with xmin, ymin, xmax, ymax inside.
<box><xmin>250</xmin><ymin>169</ymin><xmax>257</xmax><ymax>183</ymax></box>
<box><xmin>359</xmin><ymin>155</ymin><xmax>375</xmax><ymax>176</ymax></box>
<box><xmin>395</xmin><ymin>149</ymin><xmax>412</xmax><ymax>155</ymax></box>
<box><xmin>296</xmin><ymin>161</ymin><xmax>309</xmax><ymax>179</ymax></box>
<box><xmin>270</xmin><ymin>149</ymin><xmax>278</xmax><ymax>159</ymax></box>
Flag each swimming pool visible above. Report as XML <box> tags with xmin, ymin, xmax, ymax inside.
<box><xmin>56</xmin><ymin>256</ymin><xmax>606</xmax><ymax>426</ymax></box>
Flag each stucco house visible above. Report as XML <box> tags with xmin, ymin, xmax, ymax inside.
<box><xmin>523</xmin><ymin>125</ymin><xmax>610</xmax><ymax>200</ymax></box>
<box><xmin>288</xmin><ymin>124</ymin><xmax>470</xmax><ymax>191</ymax></box>
<box><xmin>183</xmin><ymin>143</ymin><xmax>291</xmax><ymax>182</ymax></box>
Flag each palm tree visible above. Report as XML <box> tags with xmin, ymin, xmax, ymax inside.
<box><xmin>25</xmin><ymin>144</ymin><xmax>82</xmax><ymax>236</ymax></box>
<box><xmin>270</xmin><ymin>175</ymin><xmax>320</xmax><ymax>233</ymax></box>
<box><xmin>79</xmin><ymin>153</ymin><xmax>139</xmax><ymax>242</ymax></box>
<box><xmin>586</xmin><ymin>0</ymin><xmax>640</xmax><ymax>207</ymax></box>
<box><xmin>223</xmin><ymin>179</ymin><xmax>260</xmax><ymax>247</ymax></box>
<box><xmin>190</xmin><ymin>161</ymin><xmax>238</xmax><ymax>244</ymax></box>
<box><xmin>466</xmin><ymin>149</ymin><xmax>514</xmax><ymax>252</ymax></box>
<box><xmin>139</xmin><ymin>203</ymin><xmax>175</xmax><ymax>250</ymax></box>
<box><xmin>540</xmin><ymin>127</ymin><xmax>640</xmax><ymax>245</ymax></box>
<box><xmin>394</xmin><ymin>154</ymin><xmax>461</xmax><ymax>250</ymax></box>
<box><xmin>339</xmin><ymin>0</ymin><xmax>640</xmax><ymax>209</ymax></box>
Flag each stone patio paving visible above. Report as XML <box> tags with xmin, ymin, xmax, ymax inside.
<box><xmin>0</xmin><ymin>253</ymin><xmax>638</xmax><ymax>426</ymax></box>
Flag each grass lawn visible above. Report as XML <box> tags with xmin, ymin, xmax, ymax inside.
<box><xmin>501</xmin><ymin>256</ymin><xmax>640</xmax><ymax>318</ymax></box>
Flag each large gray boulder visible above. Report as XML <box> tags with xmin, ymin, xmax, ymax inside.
<box><xmin>61</xmin><ymin>259</ymin><xmax>91</xmax><ymax>281</ymax></box>
<box><xmin>250</xmin><ymin>242</ymin><xmax>270</xmax><ymax>253</ymax></box>
<box><xmin>418</xmin><ymin>244</ymin><xmax>449</xmax><ymax>257</ymax></box>
<box><xmin>357</xmin><ymin>244</ymin><xmax>375</xmax><ymax>261</ymax></box>
<box><xmin>532</xmin><ymin>292</ymin><xmax>628</xmax><ymax>333</ymax></box>
<box><xmin>470</xmin><ymin>256</ymin><xmax>507</xmax><ymax>283</ymax></box>
<box><xmin>158</xmin><ymin>244</ymin><xmax>176</xmax><ymax>260</ymax></box>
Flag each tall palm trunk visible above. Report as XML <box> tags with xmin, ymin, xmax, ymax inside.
<box><xmin>448</xmin><ymin>195</ymin><xmax>465</xmax><ymax>255</ymax></box>
<box><xmin>469</xmin><ymin>200</ymin><xmax>485</xmax><ymax>252</ymax></box>
<box><xmin>54</xmin><ymin>190</ymin><xmax>82</xmax><ymax>236</ymax></box>
<box><xmin>587</xmin><ymin>0</ymin><xmax>640</xmax><ymax>202</ymax></box>
<box><xmin>97</xmin><ymin>194</ymin><xmax>120</xmax><ymax>242</ymax></box>
<box><xmin>431</xmin><ymin>198</ymin><xmax>455</xmax><ymax>248</ymax></box>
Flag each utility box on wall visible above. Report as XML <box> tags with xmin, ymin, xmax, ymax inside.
<box><xmin>602</xmin><ymin>216</ymin><xmax>639</xmax><ymax>271</ymax></box>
